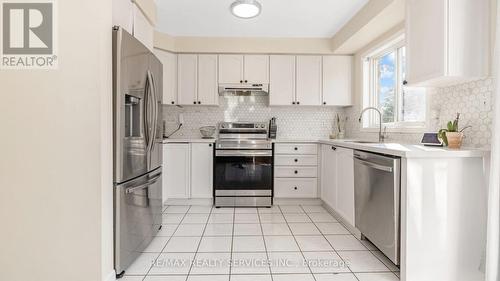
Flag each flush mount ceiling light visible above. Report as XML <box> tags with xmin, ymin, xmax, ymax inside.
<box><xmin>230</xmin><ymin>0</ymin><xmax>262</xmax><ymax>19</ymax></box>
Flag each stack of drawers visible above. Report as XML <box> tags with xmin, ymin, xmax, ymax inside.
<box><xmin>274</xmin><ymin>143</ymin><xmax>319</xmax><ymax>198</ymax></box>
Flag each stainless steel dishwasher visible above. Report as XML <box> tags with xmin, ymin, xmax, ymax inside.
<box><xmin>354</xmin><ymin>150</ymin><xmax>401</xmax><ymax>265</ymax></box>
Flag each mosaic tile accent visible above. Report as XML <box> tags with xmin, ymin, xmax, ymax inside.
<box><xmin>162</xmin><ymin>96</ymin><xmax>344</xmax><ymax>139</ymax></box>
<box><xmin>345</xmin><ymin>78</ymin><xmax>494</xmax><ymax>148</ymax></box>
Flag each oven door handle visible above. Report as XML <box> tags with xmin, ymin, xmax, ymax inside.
<box><xmin>216</xmin><ymin>150</ymin><xmax>273</xmax><ymax>157</ymax></box>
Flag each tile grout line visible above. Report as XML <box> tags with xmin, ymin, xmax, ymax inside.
<box><xmin>185</xmin><ymin>206</ymin><xmax>213</xmax><ymax>279</ymax></box>
<box><xmin>278</xmin><ymin>205</ymin><xmax>317</xmax><ymax>281</ymax></box>
<box><xmin>143</xmin><ymin>205</ymin><xmax>192</xmax><ymax>280</ymax></box>
<box><xmin>299</xmin><ymin>204</ymin><xmax>362</xmax><ymax>281</ymax></box>
<box><xmin>257</xmin><ymin>207</ymin><xmax>275</xmax><ymax>281</ymax></box>
<box><xmin>228</xmin><ymin>207</ymin><xmax>235</xmax><ymax>280</ymax></box>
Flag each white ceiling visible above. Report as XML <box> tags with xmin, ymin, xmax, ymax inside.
<box><xmin>156</xmin><ymin>0</ymin><xmax>369</xmax><ymax>38</ymax></box>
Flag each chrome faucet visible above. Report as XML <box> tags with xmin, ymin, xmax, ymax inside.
<box><xmin>358</xmin><ymin>107</ymin><xmax>386</xmax><ymax>143</ymax></box>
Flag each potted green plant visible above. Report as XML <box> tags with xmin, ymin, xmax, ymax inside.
<box><xmin>438</xmin><ymin>113</ymin><xmax>471</xmax><ymax>149</ymax></box>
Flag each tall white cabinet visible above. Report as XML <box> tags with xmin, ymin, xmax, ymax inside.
<box><xmin>406</xmin><ymin>0</ymin><xmax>490</xmax><ymax>86</ymax></box>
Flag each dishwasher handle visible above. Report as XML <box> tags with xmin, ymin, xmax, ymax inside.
<box><xmin>354</xmin><ymin>157</ymin><xmax>393</xmax><ymax>172</ymax></box>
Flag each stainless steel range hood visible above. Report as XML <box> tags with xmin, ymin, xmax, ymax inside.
<box><xmin>218</xmin><ymin>83</ymin><xmax>269</xmax><ymax>96</ymax></box>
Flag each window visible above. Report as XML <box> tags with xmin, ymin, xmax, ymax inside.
<box><xmin>362</xmin><ymin>36</ymin><xmax>426</xmax><ymax>130</ymax></box>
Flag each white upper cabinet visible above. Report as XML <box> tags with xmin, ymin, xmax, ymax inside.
<box><xmin>244</xmin><ymin>55</ymin><xmax>270</xmax><ymax>83</ymax></box>
<box><xmin>218</xmin><ymin>54</ymin><xmax>269</xmax><ymax>84</ymax></box>
<box><xmin>322</xmin><ymin>56</ymin><xmax>353</xmax><ymax>106</ymax></box>
<box><xmin>406</xmin><ymin>0</ymin><xmax>490</xmax><ymax>86</ymax></box>
<box><xmin>190</xmin><ymin>143</ymin><xmax>214</xmax><ymax>199</ymax></box>
<box><xmin>296</xmin><ymin>56</ymin><xmax>322</xmax><ymax>106</ymax></box>
<box><xmin>218</xmin><ymin>55</ymin><xmax>244</xmax><ymax>83</ymax></box>
<box><xmin>197</xmin><ymin>55</ymin><xmax>219</xmax><ymax>106</ymax></box>
<box><xmin>154</xmin><ymin>49</ymin><xmax>177</xmax><ymax>105</ymax></box>
<box><xmin>177</xmin><ymin>54</ymin><xmax>198</xmax><ymax>105</ymax></box>
<box><xmin>269</xmin><ymin>55</ymin><xmax>296</xmax><ymax>106</ymax></box>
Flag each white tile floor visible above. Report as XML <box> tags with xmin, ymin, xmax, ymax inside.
<box><xmin>122</xmin><ymin>204</ymin><xmax>399</xmax><ymax>281</ymax></box>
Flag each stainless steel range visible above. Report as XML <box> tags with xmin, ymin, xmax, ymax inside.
<box><xmin>214</xmin><ymin>122</ymin><xmax>273</xmax><ymax>207</ymax></box>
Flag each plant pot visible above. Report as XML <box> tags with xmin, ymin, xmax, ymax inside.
<box><xmin>446</xmin><ymin>132</ymin><xmax>463</xmax><ymax>149</ymax></box>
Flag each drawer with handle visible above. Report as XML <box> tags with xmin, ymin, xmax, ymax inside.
<box><xmin>274</xmin><ymin>178</ymin><xmax>318</xmax><ymax>198</ymax></box>
<box><xmin>275</xmin><ymin>143</ymin><xmax>318</xmax><ymax>155</ymax></box>
<box><xmin>275</xmin><ymin>166</ymin><xmax>318</xmax><ymax>178</ymax></box>
<box><xmin>275</xmin><ymin>155</ymin><xmax>318</xmax><ymax>166</ymax></box>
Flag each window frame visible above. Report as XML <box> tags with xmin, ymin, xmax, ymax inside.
<box><xmin>361</xmin><ymin>33</ymin><xmax>428</xmax><ymax>133</ymax></box>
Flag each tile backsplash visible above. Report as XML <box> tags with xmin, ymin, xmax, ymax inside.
<box><xmin>163</xmin><ymin>78</ymin><xmax>494</xmax><ymax>148</ymax></box>
<box><xmin>345</xmin><ymin>78</ymin><xmax>494</xmax><ymax>148</ymax></box>
<box><xmin>162</xmin><ymin>96</ymin><xmax>344</xmax><ymax>139</ymax></box>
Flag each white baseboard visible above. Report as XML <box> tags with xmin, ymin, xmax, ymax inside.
<box><xmin>103</xmin><ymin>270</ymin><xmax>116</xmax><ymax>281</ymax></box>
<box><xmin>321</xmin><ymin>200</ymin><xmax>362</xmax><ymax>239</ymax></box>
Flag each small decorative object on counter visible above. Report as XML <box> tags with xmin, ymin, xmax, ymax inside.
<box><xmin>331</xmin><ymin>113</ymin><xmax>347</xmax><ymax>139</ymax></box>
<box><xmin>438</xmin><ymin>113</ymin><xmax>471</xmax><ymax>149</ymax></box>
<box><xmin>200</xmin><ymin>126</ymin><xmax>216</xmax><ymax>139</ymax></box>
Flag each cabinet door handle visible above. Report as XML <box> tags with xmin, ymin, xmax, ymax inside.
<box><xmin>294</xmin><ymin>159</ymin><xmax>298</xmax><ymax>162</ymax></box>
<box><xmin>198</xmin><ymin>101</ymin><xmax>201</xmax><ymax>104</ymax></box>
<box><xmin>331</xmin><ymin>146</ymin><xmax>337</xmax><ymax>150</ymax></box>
<box><xmin>294</xmin><ymin>170</ymin><xmax>298</xmax><ymax>174</ymax></box>
<box><xmin>294</xmin><ymin>147</ymin><xmax>298</xmax><ymax>151</ymax></box>
<box><xmin>209</xmin><ymin>143</ymin><xmax>212</xmax><ymax>147</ymax></box>
<box><xmin>294</xmin><ymin>187</ymin><xmax>298</xmax><ymax>190</ymax></box>
<box><xmin>297</xmin><ymin>101</ymin><xmax>300</xmax><ymax>105</ymax></box>
<box><xmin>193</xmin><ymin>101</ymin><xmax>196</xmax><ymax>104</ymax></box>
<box><xmin>292</xmin><ymin>101</ymin><xmax>296</xmax><ymax>105</ymax></box>
<box><xmin>171</xmin><ymin>101</ymin><xmax>175</xmax><ymax>104</ymax></box>
<box><xmin>240</xmin><ymin>80</ymin><xmax>243</xmax><ymax>83</ymax></box>
<box><xmin>323</xmin><ymin>102</ymin><xmax>326</xmax><ymax>105</ymax></box>
<box><xmin>244</xmin><ymin>80</ymin><xmax>248</xmax><ymax>83</ymax></box>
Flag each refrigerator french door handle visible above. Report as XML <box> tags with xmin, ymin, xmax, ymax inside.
<box><xmin>125</xmin><ymin>173</ymin><xmax>161</xmax><ymax>194</ymax></box>
<box><xmin>143</xmin><ymin>73</ymin><xmax>151</xmax><ymax>150</ymax></box>
<box><xmin>145</xmin><ymin>71</ymin><xmax>155</xmax><ymax>152</ymax></box>
<box><xmin>148</xmin><ymin>70</ymin><xmax>158</xmax><ymax>152</ymax></box>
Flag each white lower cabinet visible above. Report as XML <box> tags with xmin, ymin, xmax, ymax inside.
<box><xmin>274</xmin><ymin>143</ymin><xmax>319</xmax><ymax>198</ymax></box>
<box><xmin>335</xmin><ymin>147</ymin><xmax>355</xmax><ymax>226</ymax></box>
<box><xmin>162</xmin><ymin>143</ymin><xmax>214</xmax><ymax>203</ymax></box>
<box><xmin>320</xmin><ymin>144</ymin><xmax>355</xmax><ymax>226</ymax></box>
<box><xmin>275</xmin><ymin>178</ymin><xmax>318</xmax><ymax>198</ymax></box>
<box><xmin>190</xmin><ymin>143</ymin><xmax>214</xmax><ymax>198</ymax></box>
<box><xmin>320</xmin><ymin>144</ymin><xmax>338</xmax><ymax>209</ymax></box>
<box><xmin>163</xmin><ymin>143</ymin><xmax>190</xmax><ymax>200</ymax></box>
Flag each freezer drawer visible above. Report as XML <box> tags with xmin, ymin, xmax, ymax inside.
<box><xmin>114</xmin><ymin>168</ymin><xmax>162</xmax><ymax>275</ymax></box>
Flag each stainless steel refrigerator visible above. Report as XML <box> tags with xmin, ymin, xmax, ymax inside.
<box><xmin>112</xmin><ymin>26</ymin><xmax>163</xmax><ymax>277</ymax></box>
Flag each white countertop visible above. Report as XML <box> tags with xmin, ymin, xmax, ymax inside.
<box><xmin>162</xmin><ymin>138</ymin><xmax>488</xmax><ymax>158</ymax></box>
<box><xmin>274</xmin><ymin>138</ymin><xmax>488</xmax><ymax>158</ymax></box>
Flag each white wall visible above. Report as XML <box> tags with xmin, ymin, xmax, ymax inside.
<box><xmin>0</xmin><ymin>1</ymin><xmax>113</xmax><ymax>281</ymax></box>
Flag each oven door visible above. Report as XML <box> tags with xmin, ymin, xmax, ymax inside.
<box><xmin>214</xmin><ymin>150</ymin><xmax>273</xmax><ymax>196</ymax></box>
